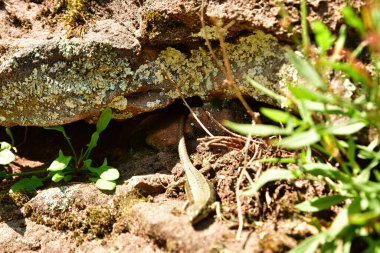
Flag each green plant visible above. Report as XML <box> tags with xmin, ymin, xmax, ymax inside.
<box><xmin>226</xmin><ymin>2</ymin><xmax>380</xmax><ymax>252</ymax></box>
<box><xmin>44</xmin><ymin>107</ymin><xmax>119</xmax><ymax>191</ymax></box>
<box><xmin>8</xmin><ymin>108</ymin><xmax>119</xmax><ymax>192</ymax></box>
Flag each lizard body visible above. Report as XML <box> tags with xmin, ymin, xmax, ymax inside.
<box><xmin>178</xmin><ymin>116</ymin><xmax>217</xmax><ymax>224</ymax></box>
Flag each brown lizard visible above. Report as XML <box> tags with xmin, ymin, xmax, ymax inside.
<box><xmin>178</xmin><ymin>115</ymin><xmax>219</xmax><ymax>224</ymax></box>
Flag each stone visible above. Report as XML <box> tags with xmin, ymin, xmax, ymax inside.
<box><xmin>0</xmin><ymin>0</ymin><xmax>364</xmax><ymax>126</ymax></box>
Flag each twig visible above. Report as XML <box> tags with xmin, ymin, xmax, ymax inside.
<box><xmin>214</xmin><ymin>21</ymin><xmax>259</xmax><ymax>122</ymax></box>
<box><xmin>200</xmin><ymin>0</ymin><xmax>225</xmax><ymax>74</ymax></box>
<box><xmin>243</xmin><ymin>169</ymin><xmax>255</xmax><ymax>188</ymax></box>
<box><xmin>201</xmin><ymin>0</ymin><xmax>259</xmax><ymax>123</ymax></box>
<box><xmin>205</xmin><ymin>111</ymin><xmax>248</xmax><ymax>139</ymax></box>
<box><xmin>242</xmin><ymin>134</ymin><xmax>252</xmax><ymax>163</ymax></box>
<box><xmin>162</xmin><ymin>69</ymin><xmax>214</xmax><ymax>137</ymax></box>
<box><xmin>236</xmin><ymin>167</ymin><xmax>246</xmax><ymax>241</ymax></box>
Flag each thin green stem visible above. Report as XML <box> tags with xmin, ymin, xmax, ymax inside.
<box><xmin>252</xmin><ymin>157</ymin><xmax>297</xmax><ymax>164</ymax></box>
<box><xmin>301</xmin><ymin>0</ymin><xmax>310</xmax><ymax>54</ymax></box>
<box><xmin>63</xmin><ymin>135</ymin><xmax>78</xmax><ymax>163</ymax></box>
<box><xmin>4</xmin><ymin>168</ymin><xmax>48</xmax><ymax>177</ymax></box>
<box><xmin>5</xmin><ymin>128</ymin><xmax>15</xmax><ymax>147</ymax></box>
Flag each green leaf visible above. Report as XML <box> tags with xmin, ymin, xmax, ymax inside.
<box><xmin>302</xmin><ymin>163</ymin><xmax>351</xmax><ymax>183</ymax></box>
<box><xmin>83</xmin><ymin>159</ymin><xmax>92</xmax><ymax>170</ymax></box>
<box><xmin>95</xmin><ymin>178</ymin><xmax>116</xmax><ymax>191</ymax></box>
<box><xmin>289</xmin><ymin>86</ymin><xmax>334</xmax><ymax>103</ymax></box>
<box><xmin>349</xmin><ymin>210</ymin><xmax>380</xmax><ymax>225</ymax></box>
<box><xmin>289</xmin><ymin>233</ymin><xmax>325</xmax><ymax>253</ymax></box>
<box><xmin>44</xmin><ymin>125</ymin><xmax>66</xmax><ymax>135</ymax></box>
<box><xmin>246</xmin><ymin>76</ymin><xmax>287</xmax><ymax>104</ymax></box>
<box><xmin>87</xmin><ymin>159</ymin><xmax>109</xmax><ymax>175</ymax></box>
<box><xmin>328</xmin><ymin>205</ymin><xmax>349</xmax><ymax>239</ymax></box>
<box><xmin>374</xmin><ymin>170</ymin><xmax>380</xmax><ymax>182</ymax></box>
<box><xmin>241</xmin><ymin>169</ymin><xmax>296</xmax><ymax>196</ymax></box>
<box><xmin>296</xmin><ymin>195</ymin><xmax>348</xmax><ymax>212</ymax></box>
<box><xmin>254</xmin><ymin>157</ymin><xmax>297</xmax><ymax>164</ymax></box>
<box><xmin>371</xmin><ymin>7</ymin><xmax>380</xmax><ymax>32</ymax></box>
<box><xmin>100</xmin><ymin>168</ymin><xmax>120</xmax><ymax>181</ymax></box>
<box><xmin>328</xmin><ymin>121</ymin><xmax>367</xmax><ymax>136</ymax></box>
<box><xmin>260</xmin><ymin>108</ymin><xmax>300</xmax><ymax>125</ymax></box>
<box><xmin>0</xmin><ymin>149</ymin><xmax>15</xmax><ymax>165</ymax></box>
<box><xmin>297</xmin><ymin>99</ymin><xmax>314</xmax><ymax>125</ymax></box>
<box><xmin>277</xmin><ymin>129</ymin><xmax>321</xmax><ymax>149</ymax></box>
<box><xmin>224</xmin><ymin>121</ymin><xmax>289</xmax><ymax>137</ymax></box>
<box><xmin>342</xmin><ymin>7</ymin><xmax>365</xmax><ymax>35</ymax></box>
<box><xmin>286</xmin><ymin>49</ymin><xmax>326</xmax><ymax>89</ymax></box>
<box><xmin>87</xmin><ymin>132</ymin><xmax>99</xmax><ymax>150</ymax></box>
<box><xmin>351</xmin><ymin>180</ymin><xmax>380</xmax><ymax>193</ymax></box>
<box><xmin>327</xmin><ymin>61</ymin><xmax>371</xmax><ymax>86</ymax></box>
<box><xmin>47</xmin><ymin>150</ymin><xmax>72</xmax><ymax>171</ymax></box>
<box><xmin>375</xmin><ymin>223</ymin><xmax>380</xmax><ymax>235</ymax></box>
<box><xmin>51</xmin><ymin>171</ymin><xmax>65</xmax><ymax>182</ymax></box>
<box><xmin>96</xmin><ymin>108</ymin><xmax>112</xmax><ymax>133</ymax></box>
<box><xmin>329</xmin><ymin>197</ymin><xmax>361</xmax><ymax>238</ymax></box>
<box><xmin>331</xmin><ymin>25</ymin><xmax>347</xmax><ymax>61</ymax></box>
<box><xmin>1</xmin><ymin>141</ymin><xmax>12</xmax><ymax>150</ymax></box>
<box><xmin>10</xmin><ymin>176</ymin><xmax>44</xmax><ymax>193</ymax></box>
<box><xmin>303</xmin><ymin>100</ymin><xmax>342</xmax><ymax>113</ymax></box>
<box><xmin>311</xmin><ymin>21</ymin><xmax>333</xmax><ymax>54</ymax></box>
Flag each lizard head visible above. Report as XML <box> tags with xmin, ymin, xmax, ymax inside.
<box><xmin>187</xmin><ymin>203</ymin><xmax>211</xmax><ymax>225</ymax></box>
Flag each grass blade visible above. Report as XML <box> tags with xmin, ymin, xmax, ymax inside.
<box><xmin>296</xmin><ymin>195</ymin><xmax>348</xmax><ymax>212</ymax></box>
<box><xmin>328</xmin><ymin>121</ymin><xmax>367</xmax><ymax>136</ymax></box>
<box><xmin>241</xmin><ymin>169</ymin><xmax>297</xmax><ymax>196</ymax></box>
<box><xmin>286</xmin><ymin>49</ymin><xmax>326</xmax><ymax>89</ymax></box>
<box><xmin>289</xmin><ymin>233</ymin><xmax>325</xmax><ymax>253</ymax></box>
<box><xmin>224</xmin><ymin>121</ymin><xmax>290</xmax><ymax>136</ymax></box>
<box><xmin>277</xmin><ymin>129</ymin><xmax>321</xmax><ymax>149</ymax></box>
<box><xmin>260</xmin><ymin>108</ymin><xmax>300</xmax><ymax>125</ymax></box>
<box><xmin>246</xmin><ymin>76</ymin><xmax>287</xmax><ymax>104</ymax></box>
<box><xmin>96</xmin><ymin>108</ymin><xmax>112</xmax><ymax>133</ymax></box>
<box><xmin>311</xmin><ymin>20</ymin><xmax>333</xmax><ymax>54</ymax></box>
<box><xmin>341</xmin><ymin>6</ymin><xmax>365</xmax><ymax>35</ymax></box>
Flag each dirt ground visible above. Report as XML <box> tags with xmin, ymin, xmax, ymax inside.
<box><xmin>0</xmin><ymin>100</ymin><xmax>335</xmax><ymax>252</ymax></box>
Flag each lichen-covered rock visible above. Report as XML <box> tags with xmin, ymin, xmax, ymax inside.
<box><xmin>1</xmin><ymin>31</ymin><xmax>295</xmax><ymax>126</ymax></box>
<box><xmin>0</xmin><ymin>0</ymin><xmax>363</xmax><ymax>126</ymax></box>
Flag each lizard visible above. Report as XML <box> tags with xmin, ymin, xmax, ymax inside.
<box><xmin>177</xmin><ymin>115</ymin><xmax>219</xmax><ymax>224</ymax></box>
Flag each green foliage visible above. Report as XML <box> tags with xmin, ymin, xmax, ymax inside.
<box><xmin>341</xmin><ymin>6</ymin><xmax>365</xmax><ymax>35</ymax></box>
<box><xmin>44</xmin><ymin>108</ymin><xmax>118</xmax><ymax>191</ymax></box>
<box><xmin>8</xmin><ymin>108</ymin><xmax>119</xmax><ymax>192</ymax></box>
<box><xmin>311</xmin><ymin>21</ymin><xmax>334</xmax><ymax>55</ymax></box>
<box><xmin>286</xmin><ymin>50</ymin><xmax>327</xmax><ymax>89</ymax></box>
<box><xmin>10</xmin><ymin>176</ymin><xmax>44</xmax><ymax>193</ymax></box>
<box><xmin>227</xmin><ymin>3</ymin><xmax>380</xmax><ymax>252</ymax></box>
<box><xmin>86</xmin><ymin>159</ymin><xmax>119</xmax><ymax>191</ymax></box>
<box><xmin>46</xmin><ymin>150</ymin><xmax>72</xmax><ymax>182</ymax></box>
<box><xmin>0</xmin><ymin>142</ymin><xmax>15</xmax><ymax>165</ymax></box>
<box><xmin>295</xmin><ymin>195</ymin><xmax>348</xmax><ymax>212</ymax></box>
<box><xmin>241</xmin><ymin>169</ymin><xmax>297</xmax><ymax>196</ymax></box>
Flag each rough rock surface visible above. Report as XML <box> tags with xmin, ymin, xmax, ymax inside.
<box><xmin>0</xmin><ymin>0</ymin><xmax>363</xmax><ymax>126</ymax></box>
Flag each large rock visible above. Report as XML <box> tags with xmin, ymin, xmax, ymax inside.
<box><xmin>0</xmin><ymin>0</ymin><xmax>363</xmax><ymax>126</ymax></box>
